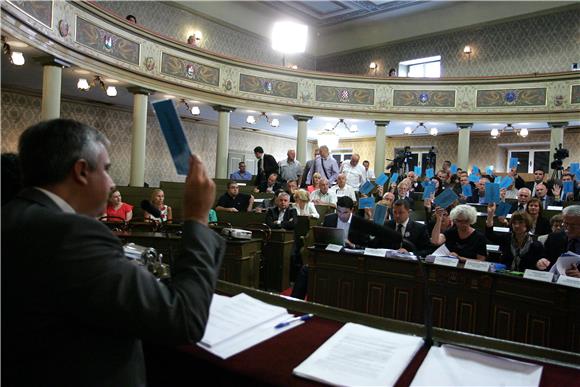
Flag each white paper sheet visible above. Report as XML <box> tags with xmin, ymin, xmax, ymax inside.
<box><xmin>364</xmin><ymin>248</ymin><xmax>388</xmax><ymax>257</ymax></box>
<box><xmin>432</xmin><ymin>244</ymin><xmax>451</xmax><ymax>256</ymax></box>
<box><xmin>326</xmin><ymin>243</ymin><xmax>343</xmax><ymax>252</ymax></box>
<box><xmin>293</xmin><ymin>323</ymin><xmax>423</xmax><ymax>386</ymax></box>
<box><xmin>549</xmin><ymin>251</ymin><xmax>580</xmax><ymax>276</ymax></box>
<box><xmin>411</xmin><ymin>344</ymin><xmax>543</xmax><ymax>387</ymax></box>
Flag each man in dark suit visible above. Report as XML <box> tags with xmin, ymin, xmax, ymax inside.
<box><xmin>265</xmin><ymin>192</ymin><xmax>298</xmax><ymax>230</ymax></box>
<box><xmin>515</xmin><ymin>168</ymin><xmax>547</xmax><ymax>196</ymax></box>
<box><xmin>536</xmin><ymin>205</ymin><xmax>580</xmax><ymax>277</ymax></box>
<box><xmin>534</xmin><ymin>183</ymin><xmax>562</xmax><ymax>209</ymax></box>
<box><xmin>254</xmin><ymin>172</ymin><xmax>283</xmax><ymax>193</ymax></box>
<box><xmin>300</xmin><ymin>148</ymin><xmax>319</xmax><ymax>188</ymax></box>
<box><xmin>386</xmin><ymin>199</ymin><xmax>432</xmax><ymax>257</ymax></box>
<box><xmin>2</xmin><ymin>119</ymin><xmax>225</xmax><ymax>387</ymax></box>
<box><xmin>254</xmin><ymin>146</ymin><xmax>278</xmax><ymax>187</ymax></box>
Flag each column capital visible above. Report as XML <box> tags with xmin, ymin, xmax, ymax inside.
<box><xmin>293</xmin><ymin>115</ymin><xmax>312</xmax><ymax>122</ymax></box>
<box><xmin>456</xmin><ymin>123</ymin><xmax>473</xmax><ymax>129</ymax></box>
<box><xmin>374</xmin><ymin>120</ymin><xmax>390</xmax><ymax>127</ymax></box>
<box><xmin>127</xmin><ymin>86</ymin><xmax>155</xmax><ymax>95</ymax></box>
<box><xmin>212</xmin><ymin>105</ymin><xmax>236</xmax><ymax>113</ymax></box>
<box><xmin>547</xmin><ymin>121</ymin><xmax>568</xmax><ymax>128</ymax></box>
<box><xmin>35</xmin><ymin>55</ymin><xmax>70</xmax><ymax>68</ymax></box>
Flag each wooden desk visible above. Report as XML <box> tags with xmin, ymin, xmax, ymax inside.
<box><xmin>114</xmin><ymin>231</ymin><xmax>262</xmax><ymax>288</ymax></box>
<box><xmin>307</xmin><ymin>248</ymin><xmax>580</xmax><ymax>352</ymax></box>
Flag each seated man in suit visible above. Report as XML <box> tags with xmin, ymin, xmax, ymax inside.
<box><xmin>386</xmin><ymin>199</ymin><xmax>432</xmax><ymax>257</ymax></box>
<box><xmin>534</xmin><ymin>183</ymin><xmax>562</xmax><ymax>209</ymax></box>
<box><xmin>254</xmin><ymin>172</ymin><xmax>282</xmax><ymax>193</ymax></box>
<box><xmin>216</xmin><ymin>181</ymin><xmax>255</xmax><ymax>212</ymax></box>
<box><xmin>536</xmin><ymin>205</ymin><xmax>580</xmax><ymax>277</ymax></box>
<box><xmin>2</xmin><ymin>119</ymin><xmax>225</xmax><ymax>386</ymax></box>
<box><xmin>265</xmin><ymin>192</ymin><xmax>298</xmax><ymax>230</ymax></box>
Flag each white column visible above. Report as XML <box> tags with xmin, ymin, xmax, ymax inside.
<box><xmin>39</xmin><ymin>58</ymin><xmax>66</xmax><ymax>120</ymax></box>
<box><xmin>128</xmin><ymin>87</ymin><xmax>153</xmax><ymax>187</ymax></box>
<box><xmin>293</xmin><ymin>115</ymin><xmax>312</xmax><ymax>164</ymax></box>
<box><xmin>457</xmin><ymin>123</ymin><xmax>472</xmax><ymax>171</ymax></box>
<box><xmin>374</xmin><ymin>121</ymin><xmax>389</xmax><ymax>175</ymax></box>
<box><xmin>548</xmin><ymin>121</ymin><xmax>567</xmax><ymax>175</ymax></box>
<box><xmin>213</xmin><ymin>105</ymin><xmax>235</xmax><ymax>179</ymax></box>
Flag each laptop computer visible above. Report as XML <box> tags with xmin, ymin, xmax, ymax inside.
<box><xmin>312</xmin><ymin>226</ymin><xmax>345</xmax><ymax>247</ymax></box>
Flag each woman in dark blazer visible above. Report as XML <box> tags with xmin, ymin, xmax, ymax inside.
<box><xmin>485</xmin><ymin>204</ymin><xmax>545</xmax><ymax>271</ymax></box>
<box><xmin>526</xmin><ymin>197</ymin><xmax>551</xmax><ymax>237</ymax></box>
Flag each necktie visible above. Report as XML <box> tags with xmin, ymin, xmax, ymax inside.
<box><xmin>518</xmin><ymin>204</ymin><xmax>524</xmax><ymax>211</ymax></box>
<box><xmin>397</xmin><ymin>224</ymin><xmax>404</xmax><ymax>235</ymax></box>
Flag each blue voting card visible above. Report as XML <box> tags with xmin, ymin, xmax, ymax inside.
<box><xmin>495</xmin><ymin>175</ymin><xmax>502</xmax><ymax>185</ymax></box>
<box><xmin>496</xmin><ymin>201</ymin><xmax>512</xmax><ymax>217</ymax></box>
<box><xmin>359</xmin><ymin>197</ymin><xmax>375</xmax><ymax>209</ymax></box>
<box><xmin>468</xmin><ymin>173</ymin><xmax>479</xmax><ymax>183</ymax></box>
<box><xmin>422</xmin><ymin>182</ymin><xmax>435</xmax><ymax>199</ymax></box>
<box><xmin>373</xmin><ymin>204</ymin><xmax>387</xmax><ymax>225</ymax></box>
<box><xmin>433</xmin><ymin>188</ymin><xmax>459</xmax><ymax>209</ymax></box>
<box><xmin>484</xmin><ymin>182</ymin><xmax>501</xmax><ymax>204</ymax></box>
<box><xmin>389</xmin><ymin>173</ymin><xmax>399</xmax><ymax>185</ymax></box>
<box><xmin>425</xmin><ymin>168</ymin><xmax>434</xmax><ymax>179</ymax></box>
<box><xmin>152</xmin><ymin>99</ymin><xmax>192</xmax><ymax>175</ymax></box>
<box><xmin>509</xmin><ymin>157</ymin><xmax>519</xmax><ymax>169</ymax></box>
<box><xmin>472</xmin><ymin>165</ymin><xmax>480</xmax><ymax>175</ymax></box>
<box><xmin>359</xmin><ymin>180</ymin><xmax>376</xmax><ymax>195</ymax></box>
<box><xmin>563</xmin><ymin>181</ymin><xmax>574</xmax><ymax>195</ymax></box>
<box><xmin>570</xmin><ymin>163</ymin><xmax>580</xmax><ymax>176</ymax></box>
<box><xmin>414</xmin><ymin>165</ymin><xmax>422</xmax><ymax>176</ymax></box>
<box><xmin>462</xmin><ymin>184</ymin><xmax>472</xmax><ymax>197</ymax></box>
<box><xmin>450</xmin><ymin>164</ymin><xmax>458</xmax><ymax>174</ymax></box>
<box><xmin>375</xmin><ymin>172</ymin><xmax>388</xmax><ymax>186</ymax></box>
<box><xmin>500</xmin><ymin>176</ymin><xmax>513</xmax><ymax>190</ymax></box>
<box><xmin>485</xmin><ymin>166</ymin><xmax>494</xmax><ymax>176</ymax></box>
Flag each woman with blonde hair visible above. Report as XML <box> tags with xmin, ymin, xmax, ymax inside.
<box><xmin>293</xmin><ymin>189</ymin><xmax>319</xmax><ymax>218</ymax></box>
<box><xmin>307</xmin><ymin>172</ymin><xmax>322</xmax><ymax>193</ymax></box>
<box><xmin>144</xmin><ymin>188</ymin><xmax>172</xmax><ymax>223</ymax></box>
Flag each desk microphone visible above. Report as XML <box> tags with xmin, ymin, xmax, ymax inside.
<box><xmin>140</xmin><ymin>200</ymin><xmax>161</xmax><ymax>219</ymax></box>
<box><xmin>140</xmin><ymin>199</ymin><xmax>174</xmax><ymax>268</ymax></box>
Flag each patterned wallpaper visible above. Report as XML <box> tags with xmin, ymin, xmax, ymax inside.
<box><xmin>317</xmin><ymin>7</ymin><xmax>580</xmax><ymax>77</ymax></box>
<box><xmin>95</xmin><ymin>1</ymin><xmax>316</xmax><ymax>70</ymax></box>
<box><xmin>1</xmin><ymin>90</ymin><xmax>297</xmax><ymax>186</ymax></box>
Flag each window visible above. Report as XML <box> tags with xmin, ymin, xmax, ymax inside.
<box><xmin>331</xmin><ymin>149</ymin><xmax>353</xmax><ymax>166</ymax></box>
<box><xmin>508</xmin><ymin>149</ymin><xmax>549</xmax><ymax>173</ymax></box>
<box><xmin>398</xmin><ymin>56</ymin><xmax>441</xmax><ymax>78</ymax></box>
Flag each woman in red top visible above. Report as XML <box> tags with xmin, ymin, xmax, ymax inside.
<box><xmin>105</xmin><ymin>190</ymin><xmax>133</xmax><ymax>222</ymax></box>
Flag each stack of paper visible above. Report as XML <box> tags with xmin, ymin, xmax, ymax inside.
<box><xmin>293</xmin><ymin>323</ymin><xmax>423</xmax><ymax>386</ymax></box>
<box><xmin>411</xmin><ymin>344</ymin><xmax>543</xmax><ymax>386</ymax></box>
<box><xmin>549</xmin><ymin>251</ymin><xmax>580</xmax><ymax>276</ymax></box>
<box><xmin>198</xmin><ymin>293</ymin><xmax>302</xmax><ymax>359</ymax></box>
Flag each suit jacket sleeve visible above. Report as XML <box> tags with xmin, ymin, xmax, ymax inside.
<box><xmin>56</xmin><ymin>217</ymin><xmax>225</xmax><ymax>345</ymax></box>
<box><xmin>265</xmin><ymin>208</ymin><xmax>280</xmax><ymax>229</ymax></box>
<box><xmin>281</xmin><ymin>208</ymin><xmax>298</xmax><ymax>230</ymax></box>
<box><xmin>264</xmin><ymin>154</ymin><xmax>279</xmax><ymax>176</ymax></box>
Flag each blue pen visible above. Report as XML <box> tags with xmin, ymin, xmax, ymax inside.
<box><xmin>275</xmin><ymin>313</ymin><xmax>314</xmax><ymax>329</ymax></box>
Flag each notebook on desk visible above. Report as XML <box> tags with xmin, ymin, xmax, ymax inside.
<box><xmin>312</xmin><ymin>226</ymin><xmax>345</xmax><ymax>247</ymax></box>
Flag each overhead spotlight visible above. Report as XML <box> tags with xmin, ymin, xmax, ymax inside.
<box><xmin>11</xmin><ymin>51</ymin><xmax>24</xmax><ymax>65</ymax></box>
<box><xmin>106</xmin><ymin>86</ymin><xmax>117</xmax><ymax>97</ymax></box>
<box><xmin>77</xmin><ymin>78</ymin><xmax>90</xmax><ymax>91</ymax></box>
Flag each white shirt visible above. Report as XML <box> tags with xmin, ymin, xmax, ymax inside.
<box><xmin>340</xmin><ymin>162</ymin><xmax>367</xmax><ymax>189</ymax></box>
<box><xmin>276</xmin><ymin>208</ymin><xmax>286</xmax><ymax>223</ymax></box>
<box><xmin>35</xmin><ymin>187</ymin><xmax>75</xmax><ymax>213</ymax></box>
<box><xmin>337</xmin><ymin>213</ymin><xmax>352</xmax><ymax>240</ymax></box>
<box><xmin>395</xmin><ymin>217</ymin><xmax>410</xmax><ymax>238</ymax></box>
<box><xmin>330</xmin><ymin>184</ymin><xmax>357</xmax><ymax>202</ymax></box>
<box><xmin>292</xmin><ymin>202</ymin><xmax>320</xmax><ymax>218</ymax></box>
<box><xmin>310</xmin><ymin>189</ymin><xmax>337</xmax><ymax>206</ymax></box>
<box><xmin>365</xmin><ymin>168</ymin><xmax>375</xmax><ymax>180</ymax></box>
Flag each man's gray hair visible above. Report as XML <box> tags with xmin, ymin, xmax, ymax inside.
<box><xmin>449</xmin><ymin>204</ymin><xmax>478</xmax><ymax>225</ymax></box>
<box><xmin>518</xmin><ymin>187</ymin><xmax>531</xmax><ymax>195</ymax></box>
<box><xmin>563</xmin><ymin>205</ymin><xmax>580</xmax><ymax>217</ymax></box>
<box><xmin>19</xmin><ymin>119</ymin><xmax>109</xmax><ymax>187</ymax></box>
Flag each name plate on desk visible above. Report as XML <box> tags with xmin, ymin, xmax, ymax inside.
<box><xmin>486</xmin><ymin>244</ymin><xmax>500</xmax><ymax>252</ymax></box>
<box><xmin>325</xmin><ymin>244</ymin><xmax>343</xmax><ymax>252</ymax></box>
<box><xmin>524</xmin><ymin>269</ymin><xmax>554</xmax><ymax>283</ymax></box>
<box><xmin>434</xmin><ymin>257</ymin><xmax>459</xmax><ymax>267</ymax></box>
<box><xmin>493</xmin><ymin>226</ymin><xmax>510</xmax><ymax>233</ymax></box>
<box><xmin>364</xmin><ymin>248</ymin><xmax>388</xmax><ymax>257</ymax></box>
<box><xmin>547</xmin><ymin>205</ymin><xmax>563</xmax><ymax>211</ymax></box>
<box><xmin>464</xmin><ymin>259</ymin><xmax>491</xmax><ymax>272</ymax></box>
<box><xmin>557</xmin><ymin>276</ymin><xmax>580</xmax><ymax>288</ymax></box>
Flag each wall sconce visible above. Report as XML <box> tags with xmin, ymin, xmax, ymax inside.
<box><xmin>180</xmin><ymin>99</ymin><xmax>201</xmax><ymax>116</ymax></box>
<box><xmin>369</xmin><ymin>62</ymin><xmax>377</xmax><ymax>74</ymax></box>
<box><xmin>246</xmin><ymin>112</ymin><xmax>279</xmax><ymax>128</ymax></box>
<box><xmin>187</xmin><ymin>31</ymin><xmax>202</xmax><ymax>46</ymax></box>
<box><xmin>463</xmin><ymin>45</ymin><xmax>472</xmax><ymax>61</ymax></box>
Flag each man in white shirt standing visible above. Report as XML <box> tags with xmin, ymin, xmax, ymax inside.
<box><xmin>310</xmin><ymin>178</ymin><xmax>337</xmax><ymax>208</ymax></box>
<box><xmin>340</xmin><ymin>153</ymin><xmax>367</xmax><ymax>190</ymax></box>
<box><xmin>278</xmin><ymin>149</ymin><xmax>302</xmax><ymax>184</ymax></box>
<box><xmin>330</xmin><ymin>173</ymin><xmax>357</xmax><ymax>203</ymax></box>
<box><xmin>362</xmin><ymin>160</ymin><xmax>375</xmax><ymax>180</ymax></box>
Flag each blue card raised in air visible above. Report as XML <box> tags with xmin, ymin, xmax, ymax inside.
<box><xmin>462</xmin><ymin>184</ymin><xmax>472</xmax><ymax>197</ymax></box>
<box><xmin>570</xmin><ymin>163</ymin><xmax>580</xmax><ymax>176</ymax></box>
<box><xmin>433</xmin><ymin>188</ymin><xmax>459</xmax><ymax>209</ymax></box>
<box><xmin>152</xmin><ymin>99</ymin><xmax>191</xmax><ymax>175</ymax></box>
<box><xmin>425</xmin><ymin>168</ymin><xmax>434</xmax><ymax>179</ymax></box>
<box><xmin>509</xmin><ymin>157</ymin><xmax>519</xmax><ymax>169</ymax></box>
<box><xmin>373</xmin><ymin>204</ymin><xmax>387</xmax><ymax>225</ymax></box>
<box><xmin>422</xmin><ymin>182</ymin><xmax>435</xmax><ymax>199</ymax></box>
<box><xmin>450</xmin><ymin>164</ymin><xmax>458</xmax><ymax>174</ymax></box>
<box><xmin>472</xmin><ymin>165</ymin><xmax>480</xmax><ymax>175</ymax></box>
<box><xmin>468</xmin><ymin>173</ymin><xmax>479</xmax><ymax>183</ymax></box>
<box><xmin>496</xmin><ymin>201</ymin><xmax>511</xmax><ymax>217</ymax></box>
<box><xmin>389</xmin><ymin>173</ymin><xmax>399</xmax><ymax>185</ymax></box>
<box><xmin>359</xmin><ymin>197</ymin><xmax>375</xmax><ymax>209</ymax></box>
<box><xmin>485</xmin><ymin>166</ymin><xmax>494</xmax><ymax>176</ymax></box>
<box><xmin>484</xmin><ymin>182</ymin><xmax>500</xmax><ymax>204</ymax></box>
<box><xmin>499</xmin><ymin>176</ymin><xmax>513</xmax><ymax>190</ymax></box>
<box><xmin>359</xmin><ymin>181</ymin><xmax>376</xmax><ymax>195</ymax></box>
<box><xmin>414</xmin><ymin>166</ymin><xmax>422</xmax><ymax>176</ymax></box>
<box><xmin>563</xmin><ymin>181</ymin><xmax>574</xmax><ymax>195</ymax></box>
<box><xmin>375</xmin><ymin>173</ymin><xmax>388</xmax><ymax>186</ymax></box>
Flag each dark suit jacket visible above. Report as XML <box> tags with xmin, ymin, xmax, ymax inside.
<box><xmin>2</xmin><ymin>188</ymin><xmax>225</xmax><ymax>387</ymax></box>
<box><xmin>544</xmin><ymin>231</ymin><xmax>568</xmax><ymax>269</ymax></box>
<box><xmin>323</xmin><ymin>213</ymin><xmax>402</xmax><ymax>249</ymax></box>
<box><xmin>385</xmin><ymin>219</ymin><xmax>431</xmax><ymax>257</ymax></box>
<box><xmin>485</xmin><ymin>226</ymin><xmax>545</xmax><ymax>271</ymax></box>
<box><xmin>257</xmin><ymin>181</ymin><xmax>282</xmax><ymax>193</ymax></box>
<box><xmin>266</xmin><ymin>206</ymin><xmax>298</xmax><ymax>230</ymax></box>
<box><xmin>256</xmin><ymin>153</ymin><xmax>279</xmax><ymax>187</ymax></box>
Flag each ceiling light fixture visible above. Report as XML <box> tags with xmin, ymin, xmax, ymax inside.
<box><xmin>180</xmin><ymin>99</ymin><xmax>201</xmax><ymax>116</ymax></box>
<box><xmin>490</xmin><ymin>123</ymin><xmax>528</xmax><ymax>139</ymax></box>
<box><xmin>77</xmin><ymin>78</ymin><xmax>90</xmax><ymax>91</ymax></box>
<box><xmin>246</xmin><ymin>112</ymin><xmax>280</xmax><ymax>128</ymax></box>
<box><xmin>106</xmin><ymin>86</ymin><xmax>117</xmax><ymax>97</ymax></box>
<box><xmin>404</xmin><ymin>122</ymin><xmax>438</xmax><ymax>136</ymax></box>
<box><xmin>187</xmin><ymin>31</ymin><xmax>202</xmax><ymax>46</ymax></box>
<box><xmin>2</xmin><ymin>36</ymin><xmax>25</xmax><ymax>66</ymax></box>
<box><xmin>76</xmin><ymin>75</ymin><xmax>117</xmax><ymax>97</ymax></box>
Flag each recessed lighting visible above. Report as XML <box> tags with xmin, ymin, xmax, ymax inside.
<box><xmin>6</xmin><ymin>40</ymin><xmax>28</xmax><ymax>48</ymax></box>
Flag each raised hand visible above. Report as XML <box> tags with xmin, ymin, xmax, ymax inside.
<box><xmin>183</xmin><ymin>155</ymin><xmax>215</xmax><ymax>225</ymax></box>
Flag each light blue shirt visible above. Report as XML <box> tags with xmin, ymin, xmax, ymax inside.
<box><xmin>230</xmin><ymin>171</ymin><xmax>253</xmax><ymax>180</ymax></box>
